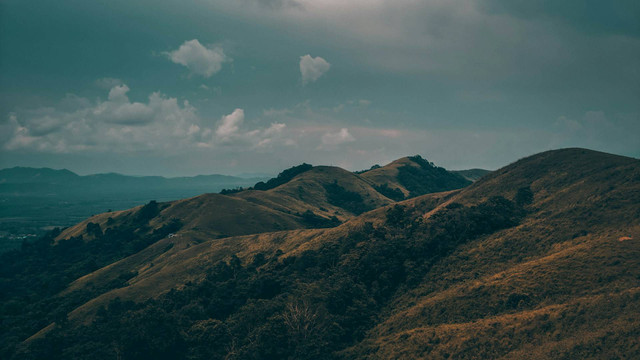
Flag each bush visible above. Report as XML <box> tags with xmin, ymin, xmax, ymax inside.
<box><xmin>253</xmin><ymin>163</ymin><xmax>313</xmax><ymax>191</ymax></box>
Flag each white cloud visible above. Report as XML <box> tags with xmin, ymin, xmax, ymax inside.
<box><xmin>165</xmin><ymin>39</ymin><xmax>230</xmax><ymax>78</ymax></box>
<box><xmin>213</xmin><ymin>108</ymin><xmax>289</xmax><ymax>148</ymax></box>
<box><xmin>216</xmin><ymin>108</ymin><xmax>244</xmax><ymax>140</ymax></box>
<box><xmin>299</xmin><ymin>54</ymin><xmax>330</xmax><ymax>84</ymax></box>
<box><xmin>107</xmin><ymin>84</ymin><xmax>130</xmax><ymax>102</ymax></box>
<box><xmin>3</xmin><ymin>84</ymin><xmax>200</xmax><ymax>153</ymax></box>
<box><xmin>321</xmin><ymin>127</ymin><xmax>355</xmax><ymax>147</ymax></box>
<box><xmin>1</xmin><ymin>86</ymin><xmax>302</xmax><ymax>155</ymax></box>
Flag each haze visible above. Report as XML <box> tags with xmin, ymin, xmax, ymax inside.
<box><xmin>1</xmin><ymin>0</ymin><xmax>638</xmax><ymax>176</ymax></box>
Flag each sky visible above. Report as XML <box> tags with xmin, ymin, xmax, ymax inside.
<box><xmin>1</xmin><ymin>0</ymin><xmax>638</xmax><ymax>176</ymax></box>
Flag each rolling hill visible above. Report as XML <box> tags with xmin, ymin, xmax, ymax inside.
<box><xmin>0</xmin><ymin>167</ymin><xmax>266</xmax><ymax>252</ymax></box>
<box><xmin>53</xmin><ymin>155</ymin><xmax>471</xmax><ymax>244</ymax></box>
<box><xmin>2</xmin><ymin>148</ymin><xmax>638</xmax><ymax>359</ymax></box>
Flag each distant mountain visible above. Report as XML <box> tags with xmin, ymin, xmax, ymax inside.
<box><xmin>3</xmin><ymin>149</ymin><xmax>638</xmax><ymax>359</ymax></box>
<box><xmin>0</xmin><ymin>167</ymin><xmax>265</xmax><ymax>252</ymax></box>
<box><xmin>0</xmin><ymin>167</ymin><xmax>79</xmax><ymax>184</ymax></box>
<box><xmin>0</xmin><ymin>167</ymin><xmax>261</xmax><ymax>193</ymax></box>
<box><xmin>55</xmin><ymin>157</ymin><xmax>470</xmax><ymax>242</ymax></box>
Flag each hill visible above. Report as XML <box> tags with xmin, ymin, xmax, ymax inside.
<box><xmin>359</xmin><ymin>155</ymin><xmax>472</xmax><ymax>200</ymax></box>
<box><xmin>54</xmin><ymin>158</ymin><xmax>469</xmax><ymax>245</ymax></box>
<box><xmin>1</xmin><ymin>149</ymin><xmax>638</xmax><ymax>359</ymax></box>
<box><xmin>0</xmin><ymin>167</ymin><xmax>263</xmax><ymax>252</ymax></box>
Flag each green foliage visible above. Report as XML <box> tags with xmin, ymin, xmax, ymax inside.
<box><xmin>299</xmin><ymin>210</ymin><xmax>341</xmax><ymax>228</ymax></box>
<box><xmin>397</xmin><ymin>155</ymin><xmax>471</xmax><ymax>198</ymax></box>
<box><xmin>374</xmin><ymin>184</ymin><xmax>405</xmax><ymax>201</ymax></box>
<box><xmin>253</xmin><ymin>163</ymin><xmax>313</xmax><ymax>191</ymax></box>
<box><xmin>0</xmin><ymin>213</ymin><xmax>182</xmax><ymax>358</ymax></box>
<box><xmin>6</xmin><ymin>195</ymin><xmax>528</xmax><ymax>359</ymax></box>
<box><xmin>515</xmin><ymin>186</ymin><xmax>534</xmax><ymax>207</ymax></box>
<box><xmin>219</xmin><ymin>186</ymin><xmax>244</xmax><ymax>195</ymax></box>
<box><xmin>353</xmin><ymin>164</ymin><xmax>381</xmax><ymax>174</ymax></box>
<box><xmin>323</xmin><ymin>180</ymin><xmax>370</xmax><ymax>215</ymax></box>
<box><xmin>136</xmin><ymin>200</ymin><xmax>160</xmax><ymax>223</ymax></box>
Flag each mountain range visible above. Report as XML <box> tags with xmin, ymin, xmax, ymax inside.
<box><xmin>1</xmin><ymin>148</ymin><xmax>638</xmax><ymax>359</ymax></box>
<box><xmin>0</xmin><ymin>167</ymin><xmax>265</xmax><ymax>252</ymax></box>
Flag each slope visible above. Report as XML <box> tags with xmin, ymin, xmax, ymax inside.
<box><xmin>344</xmin><ymin>148</ymin><xmax>640</xmax><ymax>358</ymax></box>
<box><xmin>360</xmin><ymin>155</ymin><xmax>472</xmax><ymax>199</ymax></box>
<box><xmin>233</xmin><ymin>166</ymin><xmax>394</xmax><ymax>219</ymax></box>
<box><xmin>7</xmin><ymin>148</ymin><xmax>637</xmax><ymax>359</ymax></box>
<box><xmin>54</xmin><ymin>164</ymin><xmax>395</xmax><ymax>245</ymax></box>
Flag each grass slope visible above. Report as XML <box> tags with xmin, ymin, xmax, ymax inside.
<box><xmin>5</xmin><ymin>148</ymin><xmax>638</xmax><ymax>359</ymax></box>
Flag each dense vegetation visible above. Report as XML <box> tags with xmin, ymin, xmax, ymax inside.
<box><xmin>373</xmin><ymin>184</ymin><xmax>405</xmax><ymax>201</ymax></box>
<box><xmin>3</xmin><ymin>149</ymin><xmax>638</xmax><ymax>359</ymax></box>
<box><xmin>0</xmin><ymin>168</ymin><xmax>259</xmax><ymax>253</ymax></box>
<box><xmin>253</xmin><ymin>164</ymin><xmax>313</xmax><ymax>191</ymax></box>
<box><xmin>323</xmin><ymin>181</ymin><xmax>371</xmax><ymax>215</ymax></box>
<box><xmin>398</xmin><ymin>155</ymin><xmax>471</xmax><ymax>198</ymax></box>
<box><xmin>0</xmin><ymin>201</ymin><xmax>181</xmax><ymax>358</ymax></box>
<box><xmin>353</xmin><ymin>164</ymin><xmax>381</xmax><ymax>174</ymax></box>
<box><xmin>7</xmin><ymin>194</ymin><xmax>527</xmax><ymax>359</ymax></box>
<box><xmin>219</xmin><ymin>164</ymin><xmax>314</xmax><ymax>194</ymax></box>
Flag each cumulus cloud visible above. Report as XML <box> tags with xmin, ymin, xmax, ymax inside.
<box><xmin>320</xmin><ymin>128</ymin><xmax>355</xmax><ymax>147</ymax></box>
<box><xmin>1</xmin><ymin>87</ymin><xmax>298</xmax><ymax>155</ymax></box>
<box><xmin>3</xmin><ymin>84</ymin><xmax>200</xmax><ymax>153</ymax></box>
<box><xmin>166</xmin><ymin>39</ymin><xmax>230</xmax><ymax>78</ymax></box>
<box><xmin>299</xmin><ymin>54</ymin><xmax>330</xmax><ymax>85</ymax></box>
<box><xmin>213</xmin><ymin>108</ymin><xmax>289</xmax><ymax>148</ymax></box>
<box><xmin>216</xmin><ymin>108</ymin><xmax>244</xmax><ymax>140</ymax></box>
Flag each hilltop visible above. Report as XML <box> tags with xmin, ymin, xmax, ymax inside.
<box><xmin>2</xmin><ymin>149</ymin><xmax>639</xmax><ymax>359</ymax></box>
<box><xmin>54</xmin><ymin>156</ymin><xmax>470</xmax><ymax>243</ymax></box>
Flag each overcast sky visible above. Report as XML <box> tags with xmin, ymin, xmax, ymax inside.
<box><xmin>1</xmin><ymin>0</ymin><xmax>638</xmax><ymax>176</ymax></box>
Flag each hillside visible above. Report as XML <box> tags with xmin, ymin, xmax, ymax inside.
<box><xmin>1</xmin><ymin>149</ymin><xmax>639</xmax><ymax>359</ymax></box>
<box><xmin>52</xmin><ymin>164</ymin><xmax>401</xmax><ymax>246</ymax></box>
<box><xmin>0</xmin><ymin>167</ymin><xmax>264</xmax><ymax>252</ymax></box>
<box><xmin>360</xmin><ymin>155</ymin><xmax>472</xmax><ymax>199</ymax></box>
<box><xmin>54</xmin><ymin>158</ymin><xmax>469</xmax><ymax>244</ymax></box>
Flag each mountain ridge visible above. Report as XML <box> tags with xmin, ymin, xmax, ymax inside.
<box><xmin>2</xmin><ymin>148</ymin><xmax>639</xmax><ymax>359</ymax></box>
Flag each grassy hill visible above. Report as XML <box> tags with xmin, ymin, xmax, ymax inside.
<box><xmin>2</xmin><ymin>149</ymin><xmax>638</xmax><ymax>359</ymax></box>
<box><xmin>0</xmin><ymin>167</ymin><xmax>264</xmax><ymax>252</ymax></box>
<box><xmin>360</xmin><ymin>155</ymin><xmax>472</xmax><ymax>199</ymax></box>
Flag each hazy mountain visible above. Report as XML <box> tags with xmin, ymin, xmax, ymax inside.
<box><xmin>1</xmin><ymin>149</ymin><xmax>638</xmax><ymax>359</ymax></box>
<box><xmin>0</xmin><ymin>167</ymin><xmax>261</xmax><ymax>194</ymax></box>
<box><xmin>0</xmin><ymin>168</ymin><xmax>265</xmax><ymax>252</ymax></box>
<box><xmin>54</xmin><ymin>156</ymin><xmax>469</xmax><ymax>242</ymax></box>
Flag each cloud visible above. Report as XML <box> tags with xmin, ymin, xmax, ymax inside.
<box><xmin>213</xmin><ymin>108</ymin><xmax>289</xmax><ymax>148</ymax></box>
<box><xmin>320</xmin><ymin>128</ymin><xmax>355</xmax><ymax>147</ymax></box>
<box><xmin>95</xmin><ymin>77</ymin><xmax>124</xmax><ymax>89</ymax></box>
<box><xmin>216</xmin><ymin>108</ymin><xmax>244</xmax><ymax>140</ymax></box>
<box><xmin>165</xmin><ymin>39</ymin><xmax>230</xmax><ymax>78</ymax></box>
<box><xmin>1</xmin><ymin>84</ymin><xmax>301</xmax><ymax>156</ymax></box>
<box><xmin>250</xmin><ymin>0</ymin><xmax>302</xmax><ymax>10</ymax></box>
<box><xmin>299</xmin><ymin>54</ymin><xmax>330</xmax><ymax>84</ymax></box>
<box><xmin>93</xmin><ymin>85</ymin><xmax>155</xmax><ymax>125</ymax></box>
<box><xmin>3</xmin><ymin>84</ymin><xmax>200</xmax><ymax>153</ymax></box>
